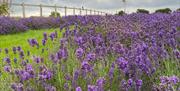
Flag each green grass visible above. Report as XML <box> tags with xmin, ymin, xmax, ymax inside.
<box><xmin>0</xmin><ymin>28</ymin><xmax>63</xmax><ymax>91</ymax></box>
<box><xmin>0</xmin><ymin>29</ymin><xmax>55</xmax><ymax>48</ymax></box>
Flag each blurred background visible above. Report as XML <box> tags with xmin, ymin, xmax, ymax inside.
<box><xmin>0</xmin><ymin>0</ymin><xmax>180</xmax><ymax>17</ymax></box>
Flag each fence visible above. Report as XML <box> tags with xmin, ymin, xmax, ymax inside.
<box><xmin>9</xmin><ymin>3</ymin><xmax>109</xmax><ymax>18</ymax></box>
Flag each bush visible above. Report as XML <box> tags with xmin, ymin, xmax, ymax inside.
<box><xmin>0</xmin><ymin>3</ymin><xmax>8</xmax><ymax>15</ymax></box>
<box><xmin>50</xmin><ymin>11</ymin><xmax>61</xmax><ymax>17</ymax></box>
<box><xmin>155</xmin><ymin>8</ymin><xmax>172</xmax><ymax>13</ymax></box>
<box><xmin>0</xmin><ymin>17</ymin><xmax>28</xmax><ymax>34</ymax></box>
<box><xmin>116</xmin><ymin>11</ymin><xmax>125</xmax><ymax>16</ymax></box>
<box><xmin>0</xmin><ymin>17</ymin><xmax>64</xmax><ymax>34</ymax></box>
<box><xmin>137</xmin><ymin>9</ymin><xmax>149</xmax><ymax>14</ymax></box>
<box><xmin>19</xmin><ymin>17</ymin><xmax>64</xmax><ymax>30</ymax></box>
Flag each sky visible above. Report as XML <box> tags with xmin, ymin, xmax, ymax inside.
<box><xmin>9</xmin><ymin>0</ymin><xmax>180</xmax><ymax>17</ymax></box>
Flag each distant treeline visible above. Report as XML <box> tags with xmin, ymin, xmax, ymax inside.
<box><xmin>116</xmin><ymin>8</ymin><xmax>180</xmax><ymax>15</ymax></box>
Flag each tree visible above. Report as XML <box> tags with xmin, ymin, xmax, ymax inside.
<box><xmin>0</xmin><ymin>3</ymin><xmax>9</xmax><ymax>16</ymax></box>
<box><xmin>115</xmin><ymin>10</ymin><xmax>125</xmax><ymax>16</ymax></box>
<box><xmin>137</xmin><ymin>9</ymin><xmax>149</xmax><ymax>14</ymax></box>
<box><xmin>49</xmin><ymin>11</ymin><xmax>60</xmax><ymax>17</ymax></box>
<box><xmin>155</xmin><ymin>8</ymin><xmax>172</xmax><ymax>13</ymax></box>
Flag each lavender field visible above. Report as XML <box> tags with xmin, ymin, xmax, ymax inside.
<box><xmin>0</xmin><ymin>12</ymin><xmax>180</xmax><ymax>91</ymax></box>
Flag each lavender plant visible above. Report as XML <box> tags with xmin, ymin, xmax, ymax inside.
<box><xmin>1</xmin><ymin>12</ymin><xmax>180</xmax><ymax>91</ymax></box>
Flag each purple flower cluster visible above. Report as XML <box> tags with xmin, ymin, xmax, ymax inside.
<box><xmin>19</xmin><ymin>17</ymin><xmax>64</xmax><ymax>30</ymax></box>
<box><xmin>39</xmin><ymin>65</ymin><xmax>53</xmax><ymax>80</ymax></box>
<box><xmin>57</xmin><ymin>13</ymin><xmax>179</xmax><ymax>90</ymax></box>
<box><xmin>0</xmin><ymin>17</ymin><xmax>64</xmax><ymax>35</ymax></box>
<box><xmin>0</xmin><ymin>17</ymin><xmax>28</xmax><ymax>35</ymax></box>
<box><xmin>28</xmin><ymin>38</ymin><xmax>39</xmax><ymax>48</ymax></box>
<box><xmin>153</xmin><ymin>76</ymin><xmax>180</xmax><ymax>90</ymax></box>
<box><xmin>75</xmin><ymin>47</ymin><xmax>84</xmax><ymax>59</ymax></box>
<box><xmin>116</xmin><ymin>57</ymin><xmax>128</xmax><ymax>70</ymax></box>
<box><xmin>121</xmin><ymin>79</ymin><xmax>143</xmax><ymax>90</ymax></box>
<box><xmin>4</xmin><ymin>65</ymin><xmax>11</xmax><ymax>72</ymax></box>
<box><xmin>76</xmin><ymin>87</ymin><xmax>82</xmax><ymax>91</ymax></box>
<box><xmin>1</xmin><ymin>12</ymin><xmax>180</xmax><ymax>91</ymax></box>
<box><xmin>14</xmin><ymin>64</ymin><xmax>35</xmax><ymax>82</ymax></box>
<box><xmin>11</xmin><ymin>83</ymin><xmax>24</xmax><ymax>91</ymax></box>
<box><xmin>160</xmin><ymin>76</ymin><xmax>179</xmax><ymax>85</ymax></box>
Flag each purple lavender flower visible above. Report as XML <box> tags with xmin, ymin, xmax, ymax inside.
<box><xmin>76</xmin><ymin>87</ymin><xmax>82</xmax><ymax>91</ymax></box>
<box><xmin>73</xmin><ymin>70</ymin><xmax>79</xmax><ymax>80</ymax></box>
<box><xmin>86</xmin><ymin>53</ymin><xmax>96</xmax><ymax>61</ymax></box>
<box><xmin>64</xmin><ymin>83</ymin><xmax>69</xmax><ymax>90</ymax></box>
<box><xmin>127</xmin><ymin>79</ymin><xmax>133</xmax><ymax>87</ymax></box>
<box><xmin>58</xmin><ymin>48</ymin><xmax>68</xmax><ymax>60</ymax></box>
<box><xmin>39</xmin><ymin>66</ymin><xmax>53</xmax><ymax>80</ymax></box>
<box><xmin>111</xmin><ymin>62</ymin><xmax>115</xmax><ymax>69</ymax></box>
<box><xmin>108</xmin><ymin>67</ymin><xmax>114</xmax><ymax>80</ymax></box>
<box><xmin>12</xmin><ymin>47</ymin><xmax>17</xmax><ymax>54</ymax></box>
<box><xmin>88</xmin><ymin>85</ymin><xmax>98</xmax><ymax>91</ymax></box>
<box><xmin>96</xmin><ymin>77</ymin><xmax>105</xmax><ymax>86</ymax></box>
<box><xmin>11</xmin><ymin>83</ymin><xmax>23</xmax><ymax>91</ymax></box>
<box><xmin>17</xmin><ymin>46</ymin><xmax>21</xmax><ymax>51</ymax></box>
<box><xmin>28</xmin><ymin>39</ymin><xmax>39</xmax><ymax>47</ymax></box>
<box><xmin>173</xmin><ymin>49</ymin><xmax>180</xmax><ymax>59</ymax></box>
<box><xmin>43</xmin><ymin>32</ymin><xmax>48</xmax><ymax>40</ymax></box>
<box><xmin>121</xmin><ymin>79</ymin><xmax>127</xmax><ymax>90</ymax></box>
<box><xmin>4</xmin><ymin>65</ymin><xmax>11</xmax><ymax>72</ymax></box>
<box><xmin>64</xmin><ymin>74</ymin><xmax>71</xmax><ymax>81</ymax></box>
<box><xmin>14</xmin><ymin>69</ymin><xmax>20</xmax><ymax>75</ymax></box>
<box><xmin>25</xmin><ymin>87</ymin><xmax>34</xmax><ymax>91</ymax></box>
<box><xmin>19</xmin><ymin>51</ymin><xmax>24</xmax><ymax>59</ymax></box>
<box><xmin>42</xmin><ymin>39</ymin><xmax>46</xmax><ymax>46</ymax></box>
<box><xmin>25</xmin><ymin>64</ymin><xmax>33</xmax><ymax>72</ymax></box>
<box><xmin>94</xmin><ymin>34</ymin><xmax>103</xmax><ymax>46</ymax></box>
<box><xmin>72</xmin><ymin>70</ymin><xmax>79</xmax><ymax>88</ymax></box>
<box><xmin>4</xmin><ymin>57</ymin><xmax>11</xmax><ymax>64</ymax></box>
<box><xmin>96</xmin><ymin>77</ymin><xmax>105</xmax><ymax>91</ymax></box>
<box><xmin>135</xmin><ymin>79</ymin><xmax>143</xmax><ymax>87</ymax></box>
<box><xmin>55</xmin><ymin>51</ymin><xmax>61</xmax><ymax>61</ymax></box>
<box><xmin>50</xmin><ymin>54</ymin><xmax>57</xmax><ymax>63</ymax></box>
<box><xmin>19</xmin><ymin>70</ymin><xmax>31</xmax><ymax>81</ymax></box>
<box><xmin>116</xmin><ymin>57</ymin><xmax>128</xmax><ymax>70</ymax></box>
<box><xmin>75</xmin><ymin>47</ymin><xmax>84</xmax><ymax>59</ymax></box>
<box><xmin>169</xmin><ymin>75</ymin><xmax>180</xmax><ymax>85</ymax></box>
<box><xmin>44</xmin><ymin>85</ymin><xmax>56</xmax><ymax>91</ymax></box>
<box><xmin>21</xmin><ymin>60</ymin><xmax>27</xmax><ymax>66</ymax></box>
<box><xmin>60</xmin><ymin>38</ymin><xmax>68</xmax><ymax>47</ymax></box>
<box><xmin>160</xmin><ymin>76</ymin><xmax>180</xmax><ymax>85</ymax></box>
<box><xmin>81</xmin><ymin>61</ymin><xmax>92</xmax><ymax>71</ymax></box>
<box><xmin>75</xmin><ymin>36</ymin><xmax>84</xmax><ymax>45</ymax></box>
<box><xmin>50</xmin><ymin>32</ymin><xmax>56</xmax><ymax>41</ymax></box>
<box><xmin>33</xmin><ymin>56</ymin><xmax>43</xmax><ymax>63</ymax></box>
<box><xmin>160</xmin><ymin>76</ymin><xmax>169</xmax><ymax>85</ymax></box>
